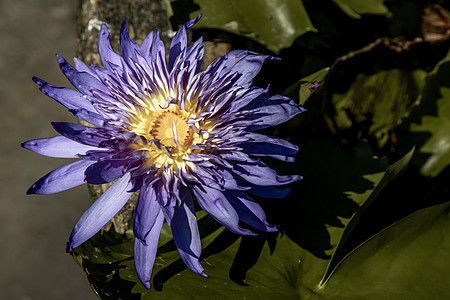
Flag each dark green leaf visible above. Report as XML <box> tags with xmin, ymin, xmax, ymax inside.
<box><xmin>190</xmin><ymin>0</ymin><xmax>316</xmax><ymax>53</ymax></box>
<box><xmin>330</xmin><ymin>68</ymin><xmax>427</xmax><ymax>149</ymax></box>
<box><xmin>298</xmin><ymin>67</ymin><xmax>329</xmax><ymax>106</ymax></box>
<box><xmin>318</xmin><ymin>201</ymin><xmax>450</xmax><ymax>299</ymax></box>
<box><xmin>332</xmin><ymin>0</ymin><xmax>388</xmax><ymax>19</ymax></box>
<box><xmin>396</xmin><ymin>51</ymin><xmax>450</xmax><ymax>177</ymax></box>
<box><xmin>321</xmin><ymin>147</ymin><xmax>415</xmax><ymax>283</ymax></box>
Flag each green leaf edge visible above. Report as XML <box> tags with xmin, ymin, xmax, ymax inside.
<box><xmin>320</xmin><ymin>147</ymin><xmax>415</xmax><ymax>285</ymax></box>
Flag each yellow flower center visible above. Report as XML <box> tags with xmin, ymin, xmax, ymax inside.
<box><xmin>125</xmin><ymin>96</ymin><xmax>202</xmax><ymax>172</ymax></box>
<box><xmin>150</xmin><ymin>110</ymin><xmax>194</xmax><ymax>149</ymax></box>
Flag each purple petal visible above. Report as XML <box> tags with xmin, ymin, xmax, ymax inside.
<box><xmin>241</xmin><ymin>94</ymin><xmax>306</xmax><ymax>131</ymax></box>
<box><xmin>150</xmin><ymin>32</ymin><xmax>170</xmax><ymax>94</ymax></box>
<box><xmin>170</xmin><ymin>192</ymin><xmax>206</xmax><ymax>276</ymax></box>
<box><xmin>32</xmin><ymin>77</ymin><xmax>96</xmax><ymax>113</ymax></box>
<box><xmin>52</xmin><ymin>122</ymin><xmax>110</xmax><ymax>146</ymax></box>
<box><xmin>56</xmin><ymin>54</ymin><xmax>109</xmax><ymax>96</ymax></box>
<box><xmin>242</xmin><ymin>132</ymin><xmax>298</xmax><ymax>162</ymax></box>
<box><xmin>184</xmin><ymin>14</ymin><xmax>202</xmax><ymax>30</ymax></box>
<box><xmin>140</xmin><ymin>31</ymin><xmax>154</xmax><ymax>61</ymax></box>
<box><xmin>216</xmin><ymin>168</ymin><xmax>249</xmax><ymax>191</ymax></box>
<box><xmin>73</xmin><ymin>57</ymin><xmax>97</xmax><ymax>77</ymax></box>
<box><xmin>215</xmin><ymin>150</ymin><xmax>253</xmax><ymax>163</ymax></box>
<box><xmin>134</xmin><ymin>209</ymin><xmax>164</xmax><ymax>289</ymax></box>
<box><xmin>22</xmin><ymin>136</ymin><xmax>103</xmax><ymax>158</ymax></box>
<box><xmin>154</xmin><ymin>173</ymin><xmax>176</xmax><ymax>223</ymax></box>
<box><xmin>188</xmin><ymin>166</ymin><xmax>224</xmax><ymax>191</ymax></box>
<box><xmin>89</xmin><ymin>65</ymin><xmax>119</xmax><ymax>91</ymax></box>
<box><xmin>150</xmin><ymin>31</ymin><xmax>167</xmax><ymax>71</ymax></box>
<box><xmin>229</xmin><ymin>86</ymin><xmax>267</xmax><ymax>113</ymax></box>
<box><xmin>84</xmin><ymin>160</ymin><xmax>128</xmax><ymax>184</ymax></box>
<box><xmin>240</xmin><ymin>182</ymin><xmax>292</xmax><ymax>199</ymax></box>
<box><xmin>133</xmin><ymin>184</ymin><xmax>162</xmax><ymax>241</ymax></box>
<box><xmin>183</xmin><ymin>37</ymin><xmax>204</xmax><ymax>75</ymax></box>
<box><xmin>98</xmin><ymin>23</ymin><xmax>123</xmax><ymax>70</ymax></box>
<box><xmin>160</xmin><ymin>204</ymin><xmax>175</xmax><ymax>227</ymax></box>
<box><xmin>225</xmin><ymin>190</ymin><xmax>277</xmax><ymax>232</ymax></box>
<box><xmin>120</xmin><ymin>21</ymin><xmax>142</xmax><ymax>63</ymax></box>
<box><xmin>192</xmin><ymin>185</ymin><xmax>256</xmax><ymax>236</ymax></box>
<box><xmin>231</xmin><ymin>160</ymin><xmax>302</xmax><ymax>186</ymax></box>
<box><xmin>168</xmin><ymin>28</ymin><xmax>186</xmax><ymax>71</ymax></box>
<box><xmin>27</xmin><ymin>159</ymin><xmax>95</xmax><ymax>195</ymax></box>
<box><xmin>221</xmin><ymin>50</ymin><xmax>275</xmax><ymax>87</ymax></box>
<box><xmin>66</xmin><ymin>173</ymin><xmax>134</xmax><ymax>251</ymax></box>
<box><xmin>70</xmin><ymin>108</ymin><xmax>105</xmax><ymax>127</ymax></box>
<box><xmin>168</xmin><ymin>14</ymin><xmax>202</xmax><ymax>71</ymax></box>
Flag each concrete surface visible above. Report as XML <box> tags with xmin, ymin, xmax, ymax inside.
<box><xmin>0</xmin><ymin>0</ymin><xmax>98</xmax><ymax>298</ymax></box>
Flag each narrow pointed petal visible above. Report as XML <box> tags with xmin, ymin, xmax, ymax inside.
<box><xmin>51</xmin><ymin>122</ymin><xmax>110</xmax><ymax>146</ymax></box>
<box><xmin>229</xmin><ymin>86</ymin><xmax>267</xmax><ymax>113</ymax></box>
<box><xmin>242</xmin><ymin>132</ymin><xmax>299</xmax><ymax>162</ymax></box>
<box><xmin>230</xmin><ymin>52</ymin><xmax>273</xmax><ymax>86</ymax></box>
<box><xmin>140</xmin><ymin>31</ymin><xmax>154</xmax><ymax>61</ymax></box>
<box><xmin>151</xmin><ymin>31</ymin><xmax>167</xmax><ymax>71</ymax></box>
<box><xmin>220</xmin><ymin>50</ymin><xmax>276</xmax><ymax>87</ymax></box>
<box><xmin>56</xmin><ymin>54</ymin><xmax>109</xmax><ymax>96</ymax></box>
<box><xmin>192</xmin><ymin>185</ymin><xmax>256</xmax><ymax>236</ymax></box>
<box><xmin>133</xmin><ymin>184</ymin><xmax>161</xmax><ymax>241</ymax></box>
<box><xmin>66</xmin><ymin>173</ymin><xmax>133</xmax><ymax>251</ymax></box>
<box><xmin>120</xmin><ymin>21</ymin><xmax>142</xmax><ymax>63</ymax></box>
<box><xmin>98</xmin><ymin>23</ymin><xmax>122</xmax><ymax>69</ymax></box>
<box><xmin>243</xmin><ymin>95</ymin><xmax>306</xmax><ymax>131</ymax></box>
<box><xmin>22</xmin><ymin>136</ymin><xmax>103</xmax><ymax>158</ymax></box>
<box><xmin>225</xmin><ymin>190</ymin><xmax>277</xmax><ymax>232</ymax></box>
<box><xmin>183</xmin><ymin>37</ymin><xmax>204</xmax><ymax>75</ymax></box>
<box><xmin>150</xmin><ymin>29</ymin><xmax>165</xmax><ymax>57</ymax></box>
<box><xmin>27</xmin><ymin>159</ymin><xmax>95</xmax><ymax>195</ymax></box>
<box><xmin>160</xmin><ymin>204</ymin><xmax>175</xmax><ymax>226</ymax></box>
<box><xmin>84</xmin><ymin>160</ymin><xmax>128</xmax><ymax>184</ymax></box>
<box><xmin>154</xmin><ymin>174</ymin><xmax>176</xmax><ymax>224</ymax></box>
<box><xmin>240</xmin><ymin>182</ymin><xmax>292</xmax><ymax>199</ymax></box>
<box><xmin>70</xmin><ymin>108</ymin><xmax>105</xmax><ymax>127</ymax></box>
<box><xmin>184</xmin><ymin>14</ymin><xmax>202</xmax><ymax>30</ymax></box>
<box><xmin>168</xmin><ymin>14</ymin><xmax>202</xmax><ymax>71</ymax></box>
<box><xmin>231</xmin><ymin>160</ymin><xmax>302</xmax><ymax>186</ymax></box>
<box><xmin>171</xmin><ymin>193</ymin><xmax>206</xmax><ymax>276</ymax></box>
<box><xmin>73</xmin><ymin>57</ymin><xmax>97</xmax><ymax>77</ymax></box>
<box><xmin>168</xmin><ymin>26</ymin><xmax>187</xmax><ymax>71</ymax></box>
<box><xmin>149</xmin><ymin>32</ymin><xmax>170</xmax><ymax>94</ymax></box>
<box><xmin>32</xmin><ymin>77</ymin><xmax>96</xmax><ymax>112</ymax></box>
<box><xmin>134</xmin><ymin>209</ymin><xmax>164</xmax><ymax>289</ymax></box>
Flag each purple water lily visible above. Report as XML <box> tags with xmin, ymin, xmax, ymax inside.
<box><xmin>23</xmin><ymin>15</ymin><xmax>304</xmax><ymax>289</ymax></box>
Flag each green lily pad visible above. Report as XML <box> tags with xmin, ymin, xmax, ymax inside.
<box><xmin>329</xmin><ymin>68</ymin><xmax>427</xmax><ymax>149</ymax></box>
<box><xmin>322</xmin><ymin>147</ymin><xmax>415</xmax><ymax>283</ymax></box>
<box><xmin>332</xmin><ymin>0</ymin><xmax>388</xmax><ymax>19</ymax></box>
<box><xmin>318</xmin><ymin>201</ymin><xmax>450</xmax><ymax>299</ymax></box>
<box><xmin>190</xmin><ymin>0</ymin><xmax>316</xmax><ymax>53</ymax></box>
<box><xmin>407</xmin><ymin>59</ymin><xmax>450</xmax><ymax>177</ymax></box>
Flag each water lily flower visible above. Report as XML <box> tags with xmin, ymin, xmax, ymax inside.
<box><xmin>22</xmin><ymin>15</ymin><xmax>304</xmax><ymax>289</ymax></box>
